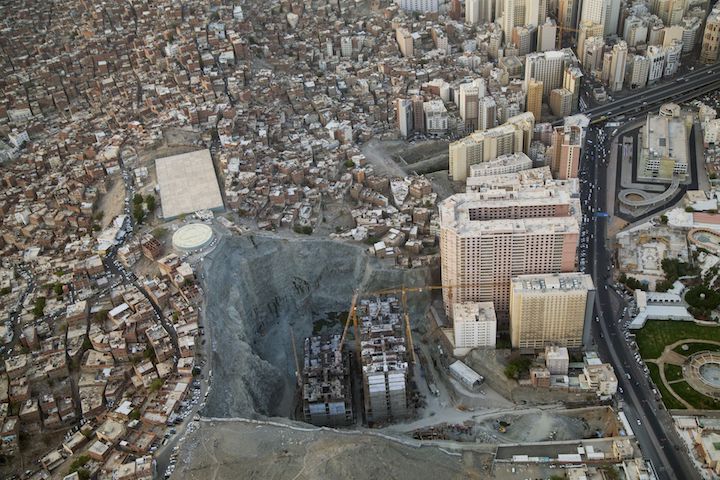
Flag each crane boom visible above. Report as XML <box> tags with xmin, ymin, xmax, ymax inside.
<box><xmin>338</xmin><ymin>292</ymin><xmax>358</xmax><ymax>354</ymax></box>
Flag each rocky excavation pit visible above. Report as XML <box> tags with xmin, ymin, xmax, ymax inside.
<box><xmin>201</xmin><ymin>233</ymin><xmax>432</xmax><ymax>419</ymax></box>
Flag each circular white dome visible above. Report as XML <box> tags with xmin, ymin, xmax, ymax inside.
<box><xmin>172</xmin><ymin>223</ymin><xmax>214</xmax><ymax>251</ymax></box>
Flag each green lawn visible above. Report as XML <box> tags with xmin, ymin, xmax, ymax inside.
<box><xmin>648</xmin><ymin>363</ymin><xmax>686</xmax><ymax>410</ymax></box>
<box><xmin>636</xmin><ymin>321</ymin><xmax>720</xmax><ymax>359</ymax></box>
<box><xmin>664</xmin><ymin>364</ymin><xmax>684</xmax><ymax>382</ymax></box>
<box><xmin>671</xmin><ymin>381</ymin><xmax>720</xmax><ymax>410</ymax></box>
<box><xmin>673</xmin><ymin>342</ymin><xmax>720</xmax><ymax>357</ymax></box>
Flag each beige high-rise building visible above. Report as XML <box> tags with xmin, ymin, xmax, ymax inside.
<box><xmin>439</xmin><ymin>197</ymin><xmax>578</xmax><ymax>329</ymax></box>
<box><xmin>479</xmin><ymin>96</ymin><xmax>497</xmax><ymax>131</ymax></box>
<box><xmin>396</xmin><ymin>98</ymin><xmax>413</xmax><ymax>138</ymax></box>
<box><xmin>647</xmin><ymin>45</ymin><xmax>666</xmax><ymax>83</ymax></box>
<box><xmin>525</xmin><ymin>51</ymin><xmax>565</xmax><ymax>97</ymax></box>
<box><xmin>563</xmin><ymin>66</ymin><xmax>583</xmax><ymax>112</ymax></box>
<box><xmin>538</xmin><ymin>18</ymin><xmax>557</xmax><ymax>52</ymax></box>
<box><xmin>509</xmin><ymin>273</ymin><xmax>595</xmax><ymax>349</ymax></box>
<box><xmin>558</xmin><ymin>0</ymin><xmax>578</xmax><ymax>31</ymax></box>
<box><xmin>580</xmin><ymin>0</ymin><xmax>607</xmax><ymax>28</ymax></box>
<box><xmin>701</xmin><ymin>3</ymin><xmax>720</xmax><ymax>64</ymax></box>
<box><xmin>582</xmin><ymin>36</ymin><xmax>605</xmax><ymax>73</ymax></box>
<box><xmin>663</xmin><ymin>25</ymin><xmax>683</xmax><ymax>47</ymax></box>
<box><xmin>549</xmin><ymin>88</ymin><xmax>573</xmax><ymax>117</ymax></box>
<box><xmin>396</xmin><ymin>28</ymin><xmax>414</xmax><ymax>58</ymax></box>
<box><xmin>466</xmin><ymin>0</ymin><xmax>481</xmax><ymax>24</ymax></box>
<box><xmin>451</xmin><ymin>302</ymin><xmax>497</xmax><ymax>355</ymax></box>
<box><xmin>550</xmin><ymin>124</ymin><xmax>583</xmax><ymax>179</ymax></box>
<box><xmin>441</xmin><ymin>189</ymin><xmax>572</xmax><ymax>221</ymax></box>
<box><xmin>512</xmin><ymin>25</ymin><xmax>534</xmax><ymax>55</ymax></box>
<box><xmin>448</xmin><ymin>123</ymin><xmax>523</xmax><ymax>180</ymax></box>
<box><xmin>609</xmin><ymin>41</ymin><xmax>628</xmax><ymax>92</ymax></box>
<box><xmin>577</xmin><ymin>21</ymin><xmax>604</xmax><ymax>60</ymax></box>
<box><xmin>623</xmin><ymin>16</ymin><xmax>649</xmax><ymax>47</ymax></box>
<box><xmin>502</xmin><ymin>0</ymin><xmax>527</xmax><ymax>41</ymax></box>
<box><xmin>525</xmin><ymin>0</ymin><xmax>547</xmax><ymax>27</ymax></box>
<box><xmin>626</xmin><ymin>55</ymin><xmax>650</xmax><ymax>89</ymax></box>
<box><xmin>505</xmin><ymin>111</ymin><xmax>536</xmax><ymax>154</ymax></box>
<box><xmin>412</xmin><ymin>95</ymin><xmax>424</xmax><ymax>134</ymax></box>
<box><xmin>459</xmin><ymin>82</ymin><xmax>481</xmax><ymax>131</ymax></box>
<box><xmin>526</xmin><ymin>79</ymin><xmax>543</xmax><ymax>121</ymax></box>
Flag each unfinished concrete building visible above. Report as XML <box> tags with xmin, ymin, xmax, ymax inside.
<box><xmin>302</xmin><ymin>335</ymin><xmax>353</xmax><ymax>427</ymax></box>
<box><xmin>358</xmin><ymin>296</ymin><xmax>411</xmax><ymax>424</ymax></box>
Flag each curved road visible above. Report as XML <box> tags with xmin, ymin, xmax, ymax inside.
<box><xmin>581</xmin><ymin>123</ymin><xmax>700</xmax><ymax>480</ymax></box>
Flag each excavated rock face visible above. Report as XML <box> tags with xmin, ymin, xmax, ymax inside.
<box><xmin>201</xmin><ymin>234</ymin><xmax>431</xmax><ymax>419</ymax></box>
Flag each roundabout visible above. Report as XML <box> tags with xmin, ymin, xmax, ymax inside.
<box><xmin>687</xmin><ymin>352</ymin><xmax>720</xmax><ymax>400</ymax></box>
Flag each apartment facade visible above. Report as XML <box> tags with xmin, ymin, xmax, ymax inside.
<box><xmin>440</xmin><ymin>204</ymin><xmax>578</xmax><ymax>329</ymax></box>
<box><xmin>509</xmin><ymin>273</ymin><xmax>595</xmax><ymax>349</ymax></box>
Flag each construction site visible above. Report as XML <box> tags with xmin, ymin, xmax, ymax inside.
<box><xmin>288</xmin><ymin>291</ymin><xmax>417</xmax><ymax>426</ymax></box>
<box><xmin>168</xmin><ymin>232</ymin><xmax>645</xmax><ymax>478</ymax></box>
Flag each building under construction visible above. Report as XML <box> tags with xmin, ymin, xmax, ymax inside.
<box><xmin>358</xmin><ymin>295</ymin><xmax>411</xmax><ymax>424</ymax></box>
<box><xmin>302</xmin><ymin>334</ymin><xmax>354</xmax><ymax>427</ymax></box>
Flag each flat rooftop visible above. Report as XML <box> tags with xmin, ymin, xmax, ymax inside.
<box><xmin>466</xmin><ymin>166</ymin><xmax>553</xmax><ymax>190</ymax></box>
<box><xmin>511</xmin><ymin>272</ymin><xmax>594</xmax><ymax>293</ymax></box>
<box><xmin>155</xmin><ymin>149</ymin><xmax>223</xmax><ymax>219</ymax></box>
<box><xmin>450</xmin><ymin>216</ymin><xmax>579</xmax><ymax>237</ymax></box>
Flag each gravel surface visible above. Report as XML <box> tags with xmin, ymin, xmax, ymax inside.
<box><xmin>201</xmin><ymin>233</ymin><xmax>432</xmax><ymax>418</ymax></box>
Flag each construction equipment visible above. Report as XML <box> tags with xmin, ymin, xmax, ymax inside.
<box><xmin>337</xmin><ymin>282</ymin><xmax>489</xmax><ymax>363</ymax></box>
<box><xmin>401</xmin><ymin>287</ymin><xmax>416</xmax><ymax>363</ymax></box>
<box><xmin>338</xmin><ymin>291</ymin><xmax>358</xmax><ymax>354</ymax></box>
<box><xmin>556</xmin><ymin>23</ymin><xmax>580</xmax><ymax>50</ymax></box>
<box><xmin>289</xmin><ymin>325</ymin><xmax>302</xmax><ymax>386</ymax></box>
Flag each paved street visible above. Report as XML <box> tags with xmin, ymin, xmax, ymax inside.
<box><xmin>580</xmin><ymin>120</ymin><xmax>701</xmax><ymax>480</ymax></box>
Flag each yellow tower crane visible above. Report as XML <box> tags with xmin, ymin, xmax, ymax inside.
<box><xmin>337</xmin><ymin>283</ymin><xmax>489</xmax><ymax>364</ymax></box>
<box><xmin>556</xmin><ymin>23</ymin><xmax>580</xmax><ymax>50</ymax></box>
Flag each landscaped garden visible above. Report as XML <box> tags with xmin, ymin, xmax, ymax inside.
<box><xmin>636</xmin><ymin>321</ymin><xmax>720</xmax><ymax>359</ymax></box>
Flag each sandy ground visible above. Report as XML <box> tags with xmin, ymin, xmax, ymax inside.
<box><xmin>361</xmin><ymin>139</ymin><xmax>407</xmax><ymax>177</ymax></box>
<box><xmin>96</xmin><ymin>177</ymin><xmax>126</xmax><ymax>227</ymax></box>
<box><xmin>175</xmin><ymin>418</ymin><xmax>493</xmax><ymax>480</ymax></box>
<box><xmin>361</xmin><ymin>139</ymin><xmax>457</xmax><ymax>200</ymax></box>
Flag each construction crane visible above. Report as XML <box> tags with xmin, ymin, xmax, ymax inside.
<box><xmin>338</xmin><ymin>291</ymin><xmax>359</xmax><ymax>355</ymax></box>
<box><xmin>289</xmin><ymin>325</ymin><xmax>302</xmax><ymax>387</ymax></box>
<box><xmin>337</xmin><ymin>283</ymin><xmax>489</xmax><ymax>362</ymax></box>
<box><xmin>556</xmin><ymin>23</ymin><xmax>580</xmax><ymax>50</ymax></box>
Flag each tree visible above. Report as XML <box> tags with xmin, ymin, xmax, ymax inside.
<box><xmin>149</xmin><ymin>378</ymin><xmax>164</xmax><ymax>392</ymax></box>
<box><xmin>600</xmin><ymin>466</ymin><xmax>620</xmax><ymax>480</ymax></box>
<box><xmin>144</xmin><ymin>345</ymin><xmax>156</xmax><ymax>362</ymax></box>
<box><xmin>133</xmin><ymin>203</ymin><xmax>145</xmax><ymax>223</ymax></box>
<box><xmin>129</xmin><ymin>409</ymin><xmax>141</xmax><ymax>420</ymax></box>
<box><xmin>53</xmin><ymin>282</ymin><xmax>64</xmax><ymax>297</ymax></box>
<box><xmin>504</xmin><ymin>356</ymin><xmax>532</xmax><ymax>379</ymax></box>
<box><xmin>660</xmin><ymin>214</ymin><xmax>668</xmax><ymax>224</ymax></box>
<box><xmin>145</xmin><ymin>194</ymin><xmax>156</xmax><ymax>211</ymax></box>
<box><xmin>68</xmin><ymin>454</ymin><xmax>90</xmax><ymax>475</ymax></box>
<box><xmin>32</xmin><ymin>297</ymin><xmax>46</xmax><ymax>318</ymax></box>
<box><xmin>685</xmin><ymin>285</ymin><xmax>720</xmax><ymax>310</ymax></box>
<box><xmin>133</xmin><ymin>193</ymin><xmax>144</xmax><ymax>205</ymax></box>
<box><xmin>293</xmin><ymin>225</ymin><xmax>313</xmax><ymax>235</ymax></box>
<box><xmin>0</xmin><ymin>287</ymin><xmax>11</xmax><ymax>296</ymax></box>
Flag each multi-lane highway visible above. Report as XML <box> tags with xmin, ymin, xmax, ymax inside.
<box><xmin>553</xmin><ymin>62</ymin><xmax>720</xmax><ymax>126</ymax></box>
<box><xmin>577</xmin><ymin>88</ymin><xmax>709</xmax><ymax>479</ymax></box>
